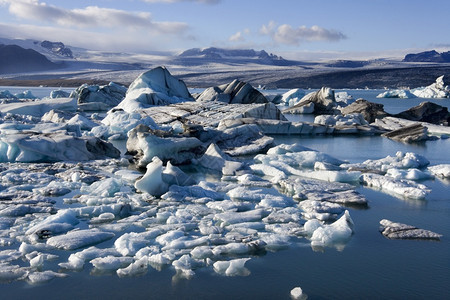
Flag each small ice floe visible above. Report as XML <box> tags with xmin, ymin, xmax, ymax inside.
<box><xmin>197</xmin><ymin>143</ymin><xmax>243</xmax><ymax>176</ymax></box>
<box><xmin>428</xmin><ymin>164</ymin><xmax>450</xmax><ymax>178</ymax></box>
<box><xmin>0</xmin><ymin>264</ymin><xmax>28</xmax><ymax>282</ymax></box>
<box><xmin>376</xmin><ymin>89</ymin><xmax>416</xmax><ymax>99</ymax></box>
<box><xmin>213</xmin><ymin>258</ymin><xmax>251</xmax><ymax>276</ymax></box>
<box><xmin>116</xmin><ymin>257</ymin><xmax>148</xmax><ymax>277</ymax></box>
<box><xmin>91</xmin><ymin>109</ymin><xmax>159</xmax><ymax>140</ymax></box>
<box><xmin>0</xmin><ymin>97</ymin><xmax>77</xmax><ymax>117</ymax></box>
<box><xmin>70</xmin><ymin>82</ymin><xmax>127</xmax><ymax>109</ymax></box>
<box><xmin>304</xmin><ymin>210</ymin><xmax>354</xmax><ymax>250</ymax></box>
<box><xmin>379</xmin><ymin>219</ymin><xmax>442</xmax><ymax>240</ymax></box>
<box><xmin>134</xmin><ymin>157</ymin><xmax>168</xmax><ymax>196</ymax></box>
<box><xmin>290</xmin><ymin>286</ymin><xmax>307</xmax><ymax>300</ymax></box>
<box><xmin>27</xmin><ymin>270</ymin><xmax>67</xmax><ymax>284</ymax></box>
<box><xmin>344</xmin><ymin>151</ymin><xmax>429</xmax><ymax>173</ymax></box>
<box><xmin>126</xmin><ymin>125</ymin><xmax>202</xmax><ymax>167</ymax></box>
<box><xmin>59</xmin><ymin>247</ymin><xmax>120</xmax><ymax>270</ymax></box>
<box><xmin>279</xmin><ymin>88</ymin><xmax>305</xmax><ymax>107</ymax></box>
<box><xmin>385</xmin><ymin>168</ymin><xmax>434</xmax><ymax>181</ymax></box>
<box><xmin>314</xmin><ymin>113</ymin><xmax>368</xmax><ymax>126</ymax></box>
<box><xmin>90</xmin><ymin>255</ymin><xmax>134</xmax><ymax>271</ymax></box>
<box><xmin>47</xmin><ymin>229</ymin><xmax>115</xmax><ymax>250</ymax></box>
<box><xmin>360</xmin><ymin>173</ymin><xmax>430</xmax><ymax>200</ymax></box>
<box><xmin>411</xmin><ymin>75</ymin><xmax>449</xmax><ymax>98</ymax></box>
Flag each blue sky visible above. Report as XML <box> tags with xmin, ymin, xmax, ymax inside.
<box><xmin>0</xmin><ymin>0</ymin><xmax>449</xmax><ymax>60</ymax></box>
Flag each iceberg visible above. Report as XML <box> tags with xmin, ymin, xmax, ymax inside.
<box><xmin>376</xmin><ymin>89</ymin><xmax>416</xmax><ymax>99</ymax></box>
<box><xmin>428</xmin><ymin>164</ymin><xmax>450</xmax><ymax>178</ymax></box>
<box><xmin>411</xmin><ymin>75</ymin><xmax>449</xmax><ymax>98</ymax></box>
<box><xmin>213</xmin><ymin>258</ymin><xmax>251</xmax><ymax>276</ymax></box>
<box><xmin>360</xmin><ymin>173</ymin><xmax>430</xmax><ymax>200</ymax></box>
<box><xmin>118</xmin><ymin>67</ymin><xmax>194</xmax><ymax>112</ymax></box>
<box><xmin>70</xmin><ymin>82</ymin><xmax>127</xmax><ymax>108</ymax></box>
<box><xmin>306</xmin><ymin>210</ymin><xmax>354</xmax><ymax>249</ymax></box>
<box><xmin>134</xmin><ymin>157</ymin><xmax>169</xmax><ymax>196</ymax></box>
<box><xmin>0</xmin><ymin>97</ymin><xmax>77</xmax><ymax>117</ymax></box>
<box><xmin>46</xmin><ymin>229</ymin><xmax>115</xmax><ymax>250</ymax></box>
<box><xmin>196</xmin><ymin>79</ymin><xmax>268</xmax><ymax>104</ymax></box>
<box><xmin>279</xmin><ymin>88</ymin><xmax>305</xmax><ymax>107</ymax></box>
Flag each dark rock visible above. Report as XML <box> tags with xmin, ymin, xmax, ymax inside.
<box><xmin>196</xmin><ymin>79</ymin><xmax>268</xmax><ymax>104</ymax></box>
<box><xmin>40</xmin><ymin>40</ymin><xmax>73</xmax><ymax>58</ymax></box>
<box><xmin>394</xmin><ymin>101</ymin><xmax>450</xmax><ymax>125</ymax></box>
<box><xmin>70</xmin><ymin>82</ymin><xmax>127</xmax><ymax>107</ymax></box>
<box><xmin>340</xmin><ymin>99</ymin><xmax>389</xmax><ymax>123</ymax></box>
<box><xmin>381</xmin><ymin>123</ymin><xmax>429</xmax><ymax>143</ymax></box>
<box><xmin>380</xmin><ymin>219</ymin><xmax>442</xmax><ymax>240</ymax></box>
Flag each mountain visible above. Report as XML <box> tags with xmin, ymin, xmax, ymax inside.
<box><xmin>175</xmin><ymin>47</ymin><xmax>300</xmax><ymax>66</ymax></box>
<box><xmin>39</xmin><ymin>40</ymin><xmax>73</xmax><ymax>58</ymax></box>
<box><xmin>0</xmin><ymin>44</ymin><xmax>62</xmax><ymax>74</ymax></box>
<box><xmin>403</xmin><ymin>50</ymin><xmax>450</xmax><ymax>63</ymax></box>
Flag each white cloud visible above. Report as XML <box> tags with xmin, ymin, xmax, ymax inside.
<box><xmin>4</xmin><ymin>0</ymin><xmax>188</xmax><ymax>33</ymax></box>
<box><xmin>229</xmin><ymin>29</ymin><xmax>250</xmax><ymax>42</ymax></box>
<box><xmin>260</xmin><ymin>21</ymin><xmax>346</xmax><ymax>45</ymax></box>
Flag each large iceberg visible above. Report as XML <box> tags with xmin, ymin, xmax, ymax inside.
<box><xmin>118</xmin><ymin>67</ymin><xmax>194</xmax><ymax>112</ymax></box>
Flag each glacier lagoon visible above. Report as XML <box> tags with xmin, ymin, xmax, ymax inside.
<box><xmin>0</xmin><ymin>86</ymin><xmax>449</xmax><ymax>299</ymax></box>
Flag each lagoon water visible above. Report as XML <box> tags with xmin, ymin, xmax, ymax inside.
<box><xmin>0</xmin><ymin>88</ymin><xmax>449</xmax><ymax>299</ymax></box>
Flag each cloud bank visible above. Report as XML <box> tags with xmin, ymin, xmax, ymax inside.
<box><xmin>260</xmin><ymin>21</ymin><xmax>346</xmax><ymax>45</ymax></box>
<box><xmin>4</xmin><ymin>0</ymin><xmax>188</xmax><ymax>33</ymax></box>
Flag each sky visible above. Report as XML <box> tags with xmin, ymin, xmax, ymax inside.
<box><xmin>0</xmin><ymin>0</ymin><xmax>450</xmax><ymax>60</ymax></box>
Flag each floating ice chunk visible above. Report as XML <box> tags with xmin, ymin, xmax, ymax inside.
<box><xmin>67</xmin><ymin>114</ymin><xmax>98</xmax><ymax>130</ymax></box>
<box><xmin>299</xmin><ymin>200</ymin><xmax>344</xmax><ymax>222</ymax></box>
<box><xmin>385</xmin><ymin>168</ymin><xmax>433</xmax><ymax>181</ymax></box>
<box><xmin>90</xmin><ymin>256</ymin><xmax>134</xmax><ymax>271</ymax></box>
<box><xmin>162</xmin><ymin>236</ymin><xmax>208</xmax><ymax>251</ymax></box>
<box><xmin>309</xmin><ymin>210</ymin><xmax>354</xmax><ymax>249</ymax></box>
<box><xmin>250</xmin><ymin>164</ymin><xmax>288</xmax><ymax>183</ymax></box>
<box><xmin>298</xmin><ymin>170</ymin><xmax>361</xmax><ymax>183</ymax></box>
<box><xmin>267</xmin><ymin>143</ymin><xmax>312</xmax><ymax>155</ymax></box>
<box><xmin>314</xmin><ymin>113</ymin><xmax>368</xmax><ymax>126</ymax></box>
<box><xmin>190</xmin><ymin>246</ymin><xmax>214</xmax><ymax>259</ymax></box>
<box><xmin>172</xmin><ymin>254</ymin><xmax>203</xmax><ymax>277</ymax></box>
<box><xmin>162</xmin><ymin>161</ymin><xmax>196</xmax><ymax>186</ymax></box>
<box><xmin>47</xmin><ymin>229</ymin><xmax>115</xmax><ymax>250</ymax></box>
<box><xmin>114</xmin><ymin>231</ymin><xmax>162</xmax><ymax>256</ymax></box>
<box><xmin>80</xmin><ymin>177</ymin><xmax>125</xmax><ymax>197</ymax></box>
<box><xmin>411</xmin><ymin>75</ymin><xmax>449</xmax><ymax>98</ymax></box>
<box><xmin>335</xmin><ymin>91</ymin><xmax>354</xmax><ymax>105</ymax></box>
<box><xmin>213</xmin><ymin>258</ymin><xmax>251</xmax><ymax>276</ymax></box>
<box><xmin>428</xmin><ymin>164</ymin><xmax>450</xmax><ymax>178</ymax></box>
<box><xmin>0</xmin><ymin>264</ymin><xmax>28</xmax><ymax>282</ymax></box>
<box><xmin>255</xmin><ymin>150</ymin><xmax>344</xmax><ymax>170</ymax></box>
<box><xmin>212</xmin><ymin>243</ymin><xmax>250</xmax><ymax>256</ymax></box>
<box><xmin>360</xmin><ymin>173</ymin><xmax>430</xmax><ymax>200</ymax></box>
<box><xmin>379</xmin><ymin>219</ymin><xmax>442</xmax><ymax>240</ymax></box>
<box><xmin>116</xmin><ymin>257</ymin><xmax>148</xmax><ymax>277</ymax></box>
<box><xmin>58</xmin><ymin>247</ymin><xmax>120</xmax><ymax>270</ymax></box>
<box><xmin>135</xmin><ymin>157</ymin><xmax>169</xmax><ymax>196</ymax></box>
<box><xmin>257</xmin><ymin>232</ymin><xmax>290</xmax><ymax>250</ymax></box>
<box><xmin>345</xmin><ymin>151</ymin><xmax>430</xmax><ymax>172</ymax></box>
<box><xmin>148</xmin><ymin>251</ymin><xmax>176</xmax><ymax>266</ymax></box>
<box><xmin>93</xmin><ymin>109</ymin><xmax>159</xmax><ymax>140</ymax></box>
<box><xmin>29</xmin><ymin>254</ymin><xmax>44</xmax><ymax>268</ymax></box>
<box><xmin>114</xmin><ymin>169</ymin><xmax>142</xmax><ymax>183</ymax></box>
<box><xmin>376</xmin><ymin>89</ymin><xmax>416</xmax><ymax>99</ymax></box>
<box><xmin>197</xmin><ymin>143</ymin><xmax>243</xmax><ymax>176</ymax></box>
<box><xmin>290</xmin><ymin>286</ymin><xmax>307</xmax><ymax>300</ymax></box>
<box><xmin>26</xmin><ymin>209</ymin><xmax>79</xmax><ymax>236</ymax></box>
<box><xmin>50</xmin><ymin>90</ymin><xmax>70</xmax><ymax>99</ymax></box>
<box><xmin>0</xmin><ymin>97</ymin><xmax>77</xmax><ymax>117</ymax></box>
<box><xmin>215</xmin><ymin>209</ymin><xmax>268</xmax><ymax>225</ymax></box>
<box><xmin>27</xmin><ymin>270</ymin><xmax>67</xmax><ymax>284</ymax></box>
<box><xmin>280</xmin><ymin>88</ymin><xmax>305</xmax><ymax>107</ymax></box>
